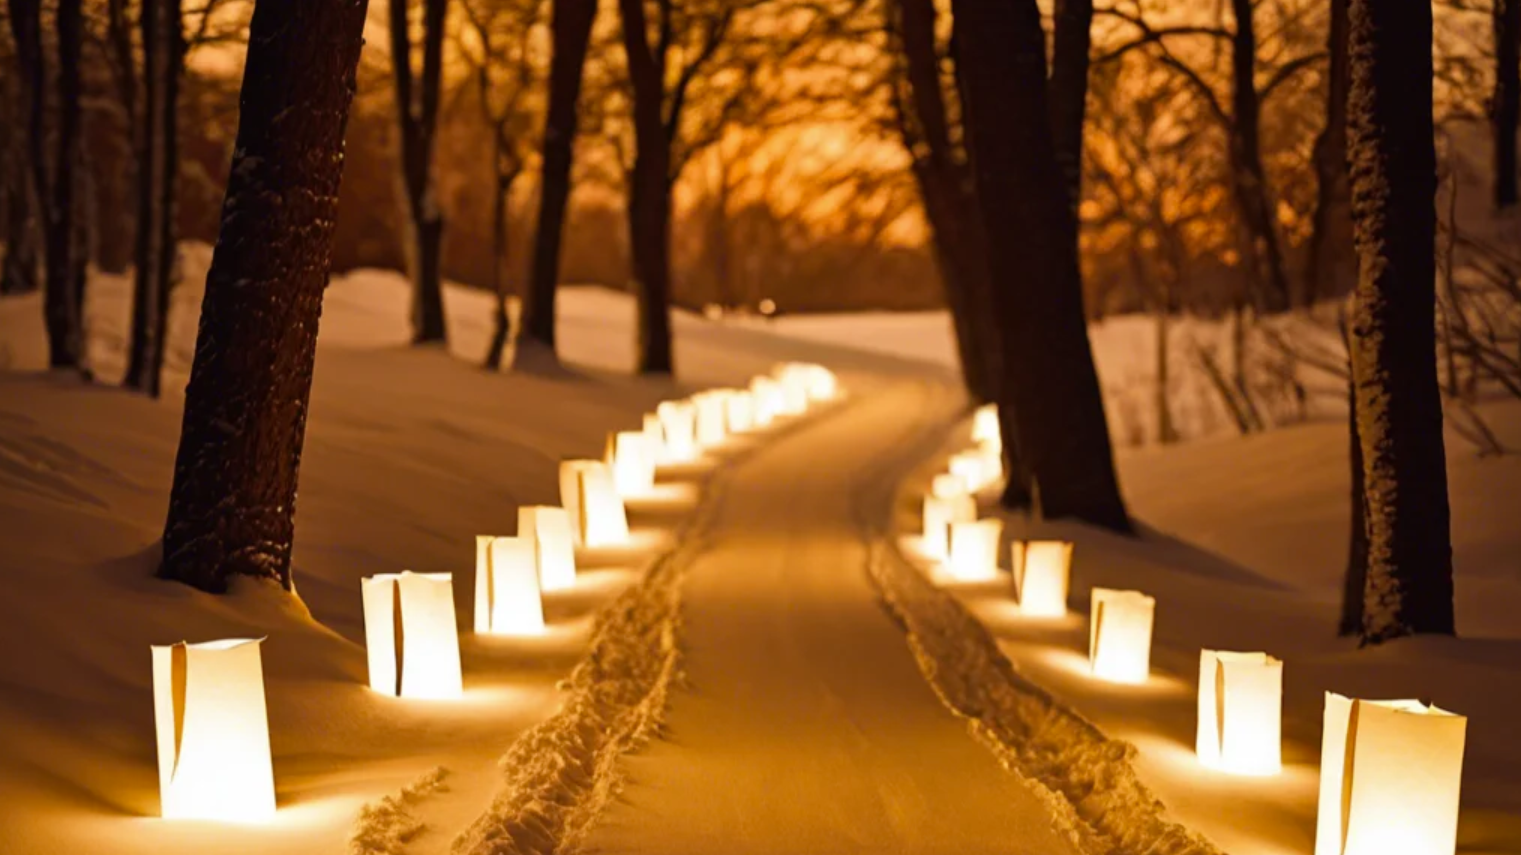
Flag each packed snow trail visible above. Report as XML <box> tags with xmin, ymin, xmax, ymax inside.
<box><xmin>579</xmin><ymin>381</ymin><xmax>1080</xmax><ymax>855</ymax></box>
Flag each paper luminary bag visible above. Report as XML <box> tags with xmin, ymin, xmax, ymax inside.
<box><xmin>949</xmin><ymin>449</ymin><xmax>1000</xmax><ymax>492</ymax></box>
<box><xmin>772</xmin><ymin>364</ymin><xmax>811</xmax><ymax>414</ymax></box>
<box><xmin>363</xmin><ymin>572</ymin><xmax>463</xmax><ymax>700</ymax></box>
<box><xmin>750</xmin><ymin>376</ymin><xmax>784</xmax><ymax>427</ymax></box>
<box><xmin>642</xmin><ymin>413</ymin><xmax>666</xmax><ymax>462</ymax></box>
<box><xmin>558</xmin><ymin>459</ymin><xmax>613</xmax><ymax>546</ymax></box>
<box><xmin>656</xmin><ymin>400</ymin><xmax>698</xmax><ymax>462</ymax></box>
<box><xmin>694</xmin><ymin>392</ymin><xmax>729</xmax><ymax>447</ymax></box>
<box><xmin>948</xmin><ymin>518</ymin><xmax>1002</xmax><ymax>582</ymax></box>
<box><xmin>972</xmin><ymin>403</ymin><xmax>1000</xmax><ymax>450</ymax></box>
<box><xmin>803</xmin><ymin>364</ymin><xmax>838</xmax><ymax>401</ymax></box>
<box><xmin>608</xmin><ymin>430</ymin><xmax>656</xmax><ymax>497</ymax></box>
<box><xmin>577</xmin><ymin>462</ymin><xmax>630</xmax><ymax>547</ymax></box>
<box><xmin>1012</xmin><ymin>540</ymin><xmax>1073</xmax><ymax>617</ymax></box>
<box><xmin>473</xmin><ymin>536</ymin><xmax>545</xmax><ymax>635</ymax></box>
<box><xmin>1314</xmin><ymin>694</ymin><xmax>1467</xmax><ymax>855</ymax></box>
<box><xmin>1196</xmin><ymin>649</ymin><xmax>1282</xmax><ymax>775</ymax></box>
<box><xmin>725</xmin><ymin>389</ymin><xmax>756</xmax><ymax>434</ymax></box>
<box><xmin>518</xmin><ymin>505</ymin><xmax>577</xmax><ymax>591</ymax></box>
<box><xmin>931</xmin><ymin>473</ymin><xmax>969</xmax><ymax>499</ymax></box>
<box><xmin>151</xmin><ymin>639</ymin><xmax>276</xmax><ymax>822</ymax></box>
<box><xmin>1089</xmin><ymin>588</ymin><xmax>1156</xmax><ymax>684</ymax></box>
<box><xmin>922</xmin><ymin>493</ymin><xmax>976</xmax><ymax>560</ymax></box>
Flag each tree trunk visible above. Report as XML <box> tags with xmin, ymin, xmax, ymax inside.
<box><xmin>948</xmin><ymin>0</ymin><xmax>1129</xmax><ymax>532</ymax></box>
<box><xmin>1</xmin><ymin>174</ymin><xmax>41</xmax><ymax>295</ymax></box>
<box><xmin>483</xmin><ymin>172</ymin><xmax>513</xmax><ymax>371</ymax></box>
<box><xmin>1305</xmin><ymin>0</ymin><xmax>1352</xmax><ymax>306</ymax></box>
<box><xmin>127</xmin><ymin>0</ymin><xmax>183</xmax><ymax>397</ymax></box>
<box><xmin>1338</xmin><ymin>326</ymin><xmax>1368</xmax><ymax>636</ymax></box>
<box><xmin>160</xmin><ymin>0</ymin><xmax>370</xmax><ymax>593</ymax></box>
<box><xmin>1496</xmin><ymin>0</ymin><xmax>1520</xmax><ymax>208</ymax></box>
<box><xmin>1048</xmin><ymin>0</ymin><xmax>1093</xmax><ymax>220</ymax></box>
<box><xmin>1228</xmin><ymin>0</ymin><xmax>1291</xmax><ymax>313</ymax></box>
<box><xmin>617</xmin><ymin>0</ymin><xmax>675</xmax><ymax>375</ymax></box>
<box><xmin>1345</xmin><ymin>0</ymin><xmax>1455</xmax><ymax>643</ymax></box>
<box><xmin>390</xmin><ymin>0</ymin><xmax>449</xmax><ymax>346</ymax></box>
<box><xmin>519</xmin><ymin>0</ymin><xmax>595</xmax><ymax>356</ymax></box>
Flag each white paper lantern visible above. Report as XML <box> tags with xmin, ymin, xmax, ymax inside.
<box><xmin>750</xmin><ymin>376</ymin><xmax>784</xmax><ymax>426</ymax></box>
<box><xmin>609</xmin><ymin>430</ymin><xmax>656</xmax><ymax>497</ymax></box>
<box><xmin>578</xmin><ymin>461</ymin><xmax>630</xmax><ymax>547</ymax></box>
<box><xmin>1012</xmin><ymin>540</ymin><xmax>1072</xmax><ymax>617</ymax></box>
<box><xmin>518</xmin><ymin>505</ymin><xmax>577</xmax><ymax>591</ymax></box>
<box><xmin>472</xmin><ymin>536</ymin><xmax>545</xmax><ymax>635</ymax></box>
<box><xmin>772</xmin><ymin>364</ymin><xmax>810</xmax><ymax>414</ymax></box>
<box><xmin>1196</xmin><ymin>649</ymin><xmax>1282</xmax><ymax>775</ymax></box>
<box><xmin>1088</xmin><ymin>588</ymin><xmax>1155</xmax><ymax>684</ymax></box>
<box><xmin>725</xmin><ymin>389</ymin><xmax>756</xmax><ymax>434</ymax></box>
<box><xmin>931</xmin><ymin>473</ymin><xmax>969</xmax><ymax>499</ymax></box>
<box><xmin>151</xmin><ymin>639</ymin><xmax>276</xmax><ymax>823</ymax></box>
<box><xmin>642</xmin><ymin>413</ymin><xmax>666</xmax><ymax>462</ymax></box>
<box><xmin>972</xmin><ymin>403</ymin><xmax>1001</xmax><ymax>451</ymax></box>
<box><xmin>948</xmin><ymin>518</ymin><xmax>1002</xmax><ymax>582</ymax></box>
<box><xmin>803</xmin><ymin>364</ymin><xmax>838</xmax><ymax>401</ymax></box>
<box><xmin>558</xmin><ymin>460</ymin><xmax>592</xmax><ymax>546</ymax></box>
<box><xmin>949</xmin><ymin>448</ymin><xmax>1001</xmax><ymax>492</ymax></box>
<box><xmin>1314</xmin><ymin>694</ymin><xmax>1467</xmax><ymax>855</ymax></box>
<box><xmin>922</xmin><ymin>493</ymin><xmax>976</xmax><ymax>560</ymax></box>
<box><xmin>656</xmin><ymin>400</ymin><xmax>697</xmax><ymax>462</ymax></box>
<box><xmin>362</xmin><ymin>571</ymin><xmax>463</xmax><ymax>700</ymax></box>
<box><xmin>694</xmin><ymin>392</ymin><xmax>728</xmax><ymax>447</ymax></box>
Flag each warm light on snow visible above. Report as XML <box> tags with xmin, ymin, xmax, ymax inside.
<box><xmin>519</xmin><ymin>506</ymin><xmax>577</xmax><ymax>592</ymax></box>
<box><xmin>972</xmin><ymin>403</ymin><xmax>1000</xmax><ymax>451</ymax></box>
<box><xmin>947</xmin><ymin>518</ymin><xmax>1002</xmax><ymax>582</ymax></box>
<box><xmin>656</xmin><ymin>400</ymin><xmax>698</xmax><ymax>462</ymax></box>
<box><xmin>474</xmin><ymin>536</ymin><xmax>546</xmax><ymax>635</ymax></box>
<box><xmin>1012</xmin><ymin>540</ymin><xmax>1072</xmax><ymax>617</ymax></box>
<box><xmin>609</xmin><ymin>430</ymin><xmax>657</xmax><ymax>497</ymax></box>
<box><xmin>578</xmin><ymin>463</ymin><xmax>631</xmax><ymax>547</ymax></box>
<box><xmin>1315</xmin><ymin>694</ymin><xmax>1467</xmax><ymax>855</ymax></box>
<box><xmin>695</xmin><ymin>391</ymin><xmax>729</xmax><ymax>447</ymax></box>
<box><xmin>1196</xmin><ymin>649</ymin><xmax>1282</xmax><ymax>776</ymax></box>
<box><xmin>922</xmin><ymin>493</ymin><xmax>976</xmax><ymax>560</ymax></box>
<box><xmin>363</xmin><ymin>571</ymin><xmax>464</xmax><ymax>700</ymax></box>
<box><xmin>1089</xmin><ymin>588</ymin><xmax>1155</xmax><ymax>684</ymax></box>
<box><xmin>151</xmin><ymin>638</ymin><xmax>276</xmax><ymax>823</ymax></box>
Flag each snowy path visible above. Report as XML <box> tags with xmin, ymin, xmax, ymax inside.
<box><xmin>580</xmin><ymin>381</ymin><xmax>1080</xmax><ymax>855</ymax></box>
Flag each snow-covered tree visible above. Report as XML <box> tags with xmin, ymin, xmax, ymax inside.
<box><xmin>159</xmin><ymin>0</ymin><xmax>370</xmax><ymax>593</ymax></box>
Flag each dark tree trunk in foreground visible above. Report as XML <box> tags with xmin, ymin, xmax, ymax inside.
<box><xmin>2</xmin><ymin>176</ymin><xmax>41</xmax><ymax>295</ymax></box>
<box><xmin>1339</xmin><ymin>340</ymin><xmax>1369</xmax><ymax>636</ymax></box>
<box><xmin>1345</xmin><ymin>0</ymin><xmax>1454</xmax><ymax>643</ymax></box>
<box><xmin>1305</xmin><ymin>0</ymin><xmax>1352</xmax><ymax>306</ymax></box>
<box><xmin>126</xmin><ymin>0</ymin><xmax>185</xmax><ymax>396</ymax></box>
<box><xmin>390</xmin><ymin>0</ymin><xmax>449</xmax><ymax>345</ymax></box>
<box><xmin>160</xmin><ymin>0</ymin><xmax>370</xmax><ymax>593</ymax></box>
<box><xmin>519</xmin><ymin>0</ymin><xmax>595</xmax><ymax>359</ymax></box>
<box><xmin>1048</xmin><ymin>0</ymin><xmax>1092</xmax><ymax>220</ymax></box>
<box><xmin>616</xmin><ymin>0</ymin><xmax>675</xmax><ymax>375</ymax></box>
<box><xmin>949</xmin><ymin>0</ymin><xmax>1129</xmax><ymax>532</ymax></box>
<box><xmin>1496</xmin><ymin>0</ymin><xmax>1520</xmax><ymax>208</ymax></box>
<box><xmin>1228</xmin><ymin>0</ymin><xmax>1290</xmax><ymax>313</ymax></box>
<box><xmin>9</xmin><ymin>0</ymin><xmax>86</xmax><ymax>370</ymax></box>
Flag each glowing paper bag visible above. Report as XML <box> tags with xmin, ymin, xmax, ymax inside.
<box><xmin>363</xmin><ymin>571</ymin><xmax>463</xmax><ymax>700</ymax></box>
<box><xmin>656</xmin><ymin>400</ymin><xmax>698</xmax><ymax>462</ymax></box>
<box><xmin>609</xmin><ymin>430</ymin><xmax>656</xmax><ymax>497</ymax></box>
<box><xmin>750</xmin><ymin>376</ymin><xmax>784</xmax><ymax>426</ymax></box>
<box><xmin>694</xmin><ymin>392</ymin><xmax>728</xmax><ymax>447</ymax></box>
<box><xmin>922</xmin><ymin>493</ymin><xmax>976</xmax><ymax>560</ymax></box>
<box><xmin>472</xmin><ymin>537</ymin><xmax>545</xmax><ymax>635</ymax></box>
<box><xmin>931</xmin><ymin>473</ymin><xmax>969</xmax><ymax>499</ymax></box>
<box><xmin>151</xmin><ymin>638</ymin><xmax>276</xmax><ymax>822</ymax></box>
<box><xmin>1089</xmin><ymin>588</ymin><xmax>1155</xmax><ymax>684</ymax></box>
<box><xmin>1196</xmin><ymin>649</ymin><xmax>1282</xmax><ymax>775</ymax></box>
<box><xmin>642</xmin><ymin>413</ymin><xmax>666</xmax><ymax>462</ymax></box>
<box><xmin>579</xmin><ymin>462</ymin><xmax>630</xmax><ymax>547</ymax></box>
<box><xmin>725</xmin><ymin>389</ymin><xmax>756</xmax><ymax>434</ymax></box>
<box><xmin>972</xmin><ymin>403</ymin><xmax>1000</xmax><ymax>451</ymax></box>
<box><xmin>519</xmin><ymin>505</ymin><xmax>577</xmax><ymax>591</ymax></box>
<box><xmin>559</xmin><ymin>459</ymin><xmax>596</xmax><ymax>546</ymax></box>
<box><xmin>948</xmin><ymin>518</ymin><xmax>1002</xmax><ymax>582</ymax></box>
<box><xmin>1314</xmin><ymin>694</ymin><xmax>1467</xmax><ymax>855</ymax></box>
<box><xmin>1012</xmin><ymin>540</ymin><xmax>1072</xmax><ymax>617</ymax></box>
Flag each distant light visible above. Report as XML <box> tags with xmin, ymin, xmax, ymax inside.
<box><xmin>758</xmin><ymin>298</ymin><xmax>777</xmax><ymax>316</ymax></box>
<box><xmin>151</xmin><ymin>638</ymin><xmax>277</xmax><ymax>822</ymax></box>
<box><xmin>1197</xmin><ymin>649</ymin><xmax>1282</xmax><ymax>775</ymax></box>
<box><xmin>1013</xmin><ymin>540</ymin><xmax>1072</xmax><ymax>617</ymax></box>
<box><xmin>519</xmin><ymin>506</ymin><xmax>577</xmax><ymax>592</ymax></box>
<box><xmin>473</xmin><ymin>537</ymin><xmax>545</xmax><ymax>636</ymax></box>
<box><xmin>703</xmin><ymin>303</ymin><xmax>724</xmax><ymax>320</ymax></box>
<box><xmin>363</xmin><ymin>571</ymin><xmax>463</xmax><ymax>699</ymax></box>
<box><xmin>1315</xmin><ymin>694</ymin><xmax>1467</xmax><ymax>855</ymax></box>
<box><xmin>948</xmin><ymin>518</ymin><xmax>1002</xmax><ymax>582</ymax></box>
<box><xmin>1089</xmin><ymin>588</ymin><xmax>1155</xmax><ymax>684</ymax></box>
<box><xmin>922</xmin><ymin>493</ymin><xmax>976</xmax><ymax>560</ymax></box>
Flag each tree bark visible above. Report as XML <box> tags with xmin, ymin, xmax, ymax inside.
<box><xmin>519</xmin><ymin>0</ymin><xmax>595</xmax><ymax>356</ymax></box>
<box><xmin>1338</xmin><ymin>328</ymin><xmax>1368</xmax><ymax>636</ymax></box>
<box><xmin>160</xmin><ymin>0</ymin><xmax>370</xmax><ymax>593</ymax></box>
<box><xmin>126</xmin><ymin>0</ymin><xmax>184</xmax><ymax>397</ymax></box>
<box><xmin>1305</xmin><ymin>0</ymin><xmax>1352</xmax><ymax>305</ymax></box>
<box><xmin>483</xmin><ymin>172</ymin><xmax>514</xmax><ymax>370</ymax></box>
<box><xmin>1346</xmin><ymin>0</ymin><xmax>1455</xmax><ymax>643</ymax></box>
<box><xmin>949</xmin><ymin>0</ymin><xmax>1129</xmax><ymax>532</ymax></box>
<box><xmin>1228</xmin><ymin>0</ymin><xmax>1291</xmax><ymax>313</ymax></box>
<box><xmin>616</xmin><ymin>0</ymin><xmax>675</xmax><ymax>375</ymax></box>
<box><xmin>1</xmin><ymin>172</ymin><xmax>41</xmax><ymax>295</ymax></box>
<box><xmin>390</xmin><ymin>0</ymin><xmax>449</xmax><ymax>345</ymax></box>
<box><xmin>1496</xmin><ymin>0</ymin><xmax>1520</xmax><ymax>208</ymax></box>
<box><xmin>1048</xmin><ymin>0</ymin><xmax>1093</xmax><ymax>220</ymax></box>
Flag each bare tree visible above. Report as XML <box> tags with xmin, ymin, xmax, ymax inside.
<box><xmin>1346</xmin><ymin>0</ymin><xmax>1455</xmax><ymax>643</ymax></box>
<box><xmin>160</xmin><ymin>0</ymin><xmax>370</xmax><ymax>593</ymax></box>
<box><xmin>950</xmin><ymin>0</ymin><xmax>1130</xmax><ymax>531</ymax></box>
<box><xmin>1305</xmin><ymin>0</ymin><xmax>1352</xmax><ymax>305</ymax></box>
<box><xmin>390</xmin><ymin>0</ymin><xmax>450</xmax><ymax>345</ymax></box>
<box><xmin>516</xmin><ymin>0</ymin><xmax>596</xmax><ymax>366</ymax></box>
